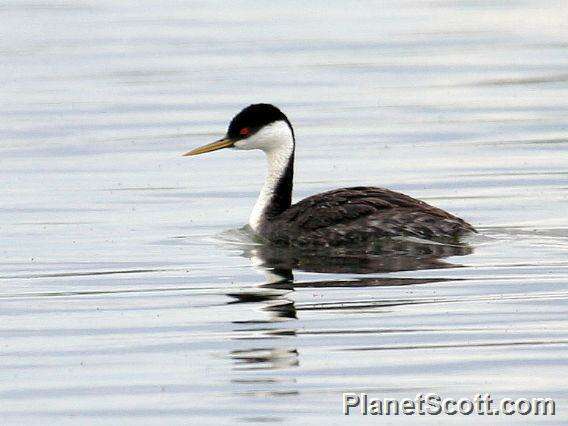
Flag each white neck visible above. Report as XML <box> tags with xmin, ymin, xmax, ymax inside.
<box><xmin>249</xmin><ymin>144</ymin><xmax>293</xmax><ymax>231</ymax></box>
<box><xmin>235</xmin><ymin>121</ymin><xmax>294</xmax><ymax>232</ymax></box>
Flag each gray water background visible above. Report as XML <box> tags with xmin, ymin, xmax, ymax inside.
<box><xmin>1</xmin><ymin>0</ymin><xmax>568</xmax><ymax>424</ymax></box>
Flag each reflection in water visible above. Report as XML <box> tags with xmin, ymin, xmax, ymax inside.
<box><xmin>231</xmin><ymin>348</ymin><xmax>300</xmax><ymax>371</ymax></box>
<box><xmin>242</xmin><ymin>235</ymin><xmax>473</xmax><ymax>276</ymax></box>
<box><xmin>226</xmin><ymin>236</ymin><xmax>473</xmax><ymax>401</ymax></box>
<box><xmin>228</xmin><ymin>277</ymin><xmax>300</xmax><ymax>399</ymax></box>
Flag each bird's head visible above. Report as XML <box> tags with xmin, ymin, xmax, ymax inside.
<box><xmin>183</xmin><ymin>104</ymin><xmax>294</xmax><ymax>157</ymax></box>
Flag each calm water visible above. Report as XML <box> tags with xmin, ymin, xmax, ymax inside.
<box><xmin>1</xmin><ymin>1</ymin><xmax>568</xmax><ymax>424</ymax></box>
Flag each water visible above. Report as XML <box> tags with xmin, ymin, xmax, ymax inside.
<box><xmin>1</xmin><ymin>0</ymin><xmax>568</xmax><ymax>424</ymax></box>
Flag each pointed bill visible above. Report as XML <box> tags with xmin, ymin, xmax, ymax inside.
<box><xmin>182</xmin><ymin>137</ymin><xmax>234</xmax><ymax>156</ymax></box>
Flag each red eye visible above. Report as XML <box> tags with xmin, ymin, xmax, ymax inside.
<box><xmin>240</xmin><ymin>127</ymin><xmax>250</xmax><ymax>137</ymax></box>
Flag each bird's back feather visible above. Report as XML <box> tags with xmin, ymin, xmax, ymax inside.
<box><xmin>260</xmin><ymin>187</ymin><xmax>475</xmax><ymax>247</ymax></box>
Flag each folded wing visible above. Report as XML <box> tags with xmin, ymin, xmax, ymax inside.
<box><xmin>265</xmin><ymin>187</ymin><xmax>475</xmax><ymax>246</ymax></box>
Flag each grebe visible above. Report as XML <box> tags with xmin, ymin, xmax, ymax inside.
<box><xmin>183</xmin><ymin>104</ymin><xmax>475</xmax><ymax>247</ymax></box>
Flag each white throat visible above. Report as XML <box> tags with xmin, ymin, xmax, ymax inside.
<box><xmin>249</xmin><ymin>146</ymin><xmax>292</xmax><ymax>231</ymax></box>
<box><xmin>234</xmin><ymin>121</ymin><xmax>294</xmax><ymax>232</ymax></box>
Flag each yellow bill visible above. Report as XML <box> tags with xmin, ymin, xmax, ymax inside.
<box><xmin>182</xmin><ymin>137</ymin><xmax>234</xmax><ymax>156</ymax></box>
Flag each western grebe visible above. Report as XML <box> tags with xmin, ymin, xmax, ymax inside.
<box><xmin>183</xmin><ymin>104</ymin><xmax>475</xmax><ymax>247</ymax></box>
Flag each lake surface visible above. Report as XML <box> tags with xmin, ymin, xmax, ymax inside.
<box><xmin>1</xmin><ymin>0</ymin><xmax>568</xmax><ymax>424</ymax></box>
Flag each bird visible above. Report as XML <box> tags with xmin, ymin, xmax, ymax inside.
<box><xmin>183</xmin><ymin>104</ymin><xmax>475</xmax><ymax>248</ymax></box>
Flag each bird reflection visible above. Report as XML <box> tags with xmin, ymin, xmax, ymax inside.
<box><xmin>244</xmin><ymin>236</ymin><xmax>473</xmax><ymax>277</ymax></box>
<box><xmin>231</xmin><ymin>348</ymin><xmax>300</xmax><ymax>371</ymax></box>
<box><xmin>225</xmin><ymin>235</ymin><xmax>474</xmax><ymax>319</ymax></box>
<box><xmin>225</xmin><ymin>235</ymin><xmax>473</xmax><ymax>401</ymax></box>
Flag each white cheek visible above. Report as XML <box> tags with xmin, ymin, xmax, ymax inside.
<box><xmin>232</xmin><ymin>134</ymin><xmax>265</xmax><ymax>150</ymax></box>
<box><xmin>234</xmin><ymin>121</ymin><xmax>293</xmax><ymax>152</ymax></box>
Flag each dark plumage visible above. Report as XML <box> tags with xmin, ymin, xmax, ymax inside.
<box><xmin>258</xmin><ymin>186</ymin><xmax>475</xmax><ymax>247</ymax></box>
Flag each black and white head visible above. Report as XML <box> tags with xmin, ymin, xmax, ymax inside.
<box><xmin>183</xmin><ymin>104</ymin><xmax>295</xmax><ymax>157</ymax></box>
